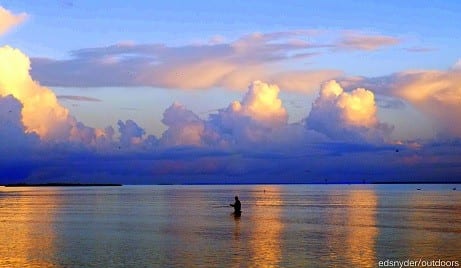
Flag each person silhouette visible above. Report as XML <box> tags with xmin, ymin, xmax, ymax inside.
<box><xmin>230</xmin><ymin>196</ymin><xmax>241</xmax><ymax>216</ymax></box>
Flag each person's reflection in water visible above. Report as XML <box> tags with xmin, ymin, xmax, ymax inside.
<box><xmin>230</xmin><ymin>196</ymin><xmax>241</xmax><ymax>217</ymax></box>
<box><xmin>231</xmin><ymin>203</ymin><xmax>242</xmax><ymax>267</ymax></box>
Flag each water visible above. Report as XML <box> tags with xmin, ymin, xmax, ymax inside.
<box><xmin>0</xmin><ymin>184</ymin><xmax>460</xmax><ymax>267</ymax></box>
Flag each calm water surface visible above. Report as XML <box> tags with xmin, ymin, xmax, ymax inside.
<box><xmin>0</xmin><ymin>184</ymin><xmax>460</xmax><ymax>267</ymax></box>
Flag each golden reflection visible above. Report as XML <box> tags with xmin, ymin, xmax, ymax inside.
<box><xmin>249</xmin><ymin>186</ymin><xmax>283</xmax><ymax>267</ymax></box>
<box><xmin>344</xmin><ymin>189</ymin><xmax>378</xmax><ymax>268</ymax></box>
<box><xmin>0</xmin><ymin>187</ymin><xmax>58</xmax><ymax>267</ymax></box>
<box><xmin>231</xmin><ymin>214</ymin><xmax>243</xmax><ymax>268</ymax></box>
<box><xmin>324</xmin><ymin>189</ymin><xmax>378</xmax><ymax>267</ymax></box>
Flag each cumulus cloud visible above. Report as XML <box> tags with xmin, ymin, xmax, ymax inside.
<box><xmin>0</xmin><ymin>6</ymin><xmax>27</xmax><ymax>36</ymax></box>
<box><xmin>306</xmin><ymin>80</ymin><xmax>393</xmax><ymax>141</ymax></box>
<box><xmin>159</xmin><ymin>81</ymin><xmax>291</xmax><ymax>147</ymax></box>
<box><xmin>227</xmin><ymin>81</ymin><xmax>287</xmax><ymax>127</ymax></box>
<box><xmin>0</xmin><ymin>45</ymin><xmax>111</xmax><ymax>145</ymax></box>
<box><xmin>338</xmin><ymin>32</ymin><xmax>400</xmax><ymax>51</ymax></box>
<box><xmin>209</xmin><ymin>81</ymin><xmax>291</xmax><ymax>145</ymax></box>
<box><xmin>0</xmin><ymin>46</ymin><xmax>71</xmax><ymax>140</ymax></box>
<box><xmin>0</xmin><ymin>95</ymin><xmax>38</xmax><ymax>151</ymax></box>
<box><xmin>160</xmin><ymin>103</ymin><xmax>208</xmax><ymax>147</ymax></box>
<box><xmin>1</xmin><ymin>69</ymin><xmax>459</xmax><ymax>183</ymax></box>
<box><xmin>117</xmin><ymin>119</ymin><xmax>146</xmax><ymax>147</ymax></box>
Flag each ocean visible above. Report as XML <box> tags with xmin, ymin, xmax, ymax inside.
<box><xmin>0</xmin><ymin>184</ymin><xmax>460</xmax><ymax>267</ymax></box>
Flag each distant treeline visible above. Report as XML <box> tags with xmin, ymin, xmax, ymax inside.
<box><xmin>4</xmin><ymin>183</ymin><xmax>122</xmax><ymax>187</ymax></box>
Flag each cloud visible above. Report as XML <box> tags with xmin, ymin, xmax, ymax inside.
<box><xmin>30</xmin><ymin>31</ymin><xmax>342</xmax><ymax>92</ymax></box>
<box><xmin>57</xmin><ymin>95</ymin><xmax>102</xmax><ymax>102</ymax></box>
<box><xmin>160</xmin><ymin>102</ymin><xmax>208</xmax><ymax>147</ymax></box>
<box><xmin>267</xmin><ymin>70</ymin><xmax>343</xmax><ymax>93</ymax></box>
<box><xmin>0</xmin><ymin>6</ymin><xmax>27</xmax><ymax>36</ymax></box>
<box><xmin>117</xmin><ymin>119</ymin><xmax>146</xmax><ymax>147</ymax></box>
<box><xmin>226</xmin><ymin>81</ymin><xmax>287</xmax><ymax>127</ymax></box>
<box><xmin>404</xmin><ymin>47</ymin><xmax>437</xmax><ymax>53</ymax></box>
<box><xmin>391</xmin><ymin>70</ymin><xmax>461</xmax><ymax>137</ymax></box>
<box><xmin>0</xmin><ymin>46</ymin><xmax>71</xmax><ymax>140</ymax></box>
<box><xmin>0</xmin><ymin>46</ymin><xmax>111</xmax><ymax>145</ymax></box>
<box><xmin>29</xmin><ymin>30</ymin><xmax>402</xmax><ymax>92</ymax></box>
<box><xmin>159</xmin><ymin>81</ymin><xmax>292</xmax><ymax>147</ymax></box>
<box><xmin>375</xmin><ymin>95</ymin><xmax>405</xmax><ymax>109</ymax></box>
<box><xmin>343</xmin><ymin>64</ymin><xmax>461</xmax><ymax>138</ymax></box>
<box><xmin>1</xmin><ymin>74</ymin><xmax>459</xmax><ymax>183</ymax></box>
<box><xmin>306</xmin><ymin>80</ymin><xmax>393</xmax><ymax>142</ymax></box>
<box><xmin>0</xmin><ymin>95</ymin><xmax>38</xmax><ymax>152</ymax></box>
<box><xmin>208</xmin><ymin>81</ymin><xmax>291</xmax><ymax>145</ymax></box>
<box><xmin>337</xmin><ymin>32</ymin><xmax>400</xmax><ymax>51</ymax></box>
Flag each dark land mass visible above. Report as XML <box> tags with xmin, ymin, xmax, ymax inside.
<box><xmin>4</xmin><ymin>183</ymin><xmax>122</xmax><ymax>187</ymax></box>
<box><xmin>371</xmin><ymin>181</ymin><xmax>461</xmax><ymax>184</ymax></box>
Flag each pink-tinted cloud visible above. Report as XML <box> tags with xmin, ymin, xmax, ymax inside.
<box><xmin>160</xmin><ymin>103</ymin><xmax>209</xmax><ymax>147</ymax></box>
<box><xmin>343</xmin><ymin>63</ymin><xmax>461</xmax><ymax>138</ymax></box>
<box><xmin>267</xmin><ymin>70</ymin><xmax>343</xmax><ymax>93</ymax></box>
<box><xmin>29</xmin><ymin>30</ymin><xmax>403</xmax><ymax>92</ymax></box>
<box><xmin>338</xmin><ymin>32</ymin><xmax>400</xmax><ymax>51</ymax></box>
<box><xmin>0</xmin><ymin>6</ymin><xmax>27</xmax><ymax>36</ymax></box>
<box><xmin>30</xmin><ymin>30</ymin><xmax>343</xmax><ymax>92</ymax></box>
<box><xmin>391</xmin><ymin>70</ymin><xmax>461</xmax><ymax>137</ymax></box>
<box><xmin>159</xmin><ymin>81</ymin><xmax>291</xmax><ymax>147</ymax></box>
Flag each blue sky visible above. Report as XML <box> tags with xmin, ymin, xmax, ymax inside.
<box><xmin>0</xmin><ymin>1</ymin><xmax>460</xmax><ymax>183</ymax></box>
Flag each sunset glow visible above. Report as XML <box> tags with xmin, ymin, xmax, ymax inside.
<box><xmin>0</xmin><ymin>1</ymin><xmax>460</xmax><ymax>184</ymax></box>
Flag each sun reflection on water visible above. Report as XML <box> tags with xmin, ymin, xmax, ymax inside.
<box><xmin>345</xmin><ymin>189</ymin><xmax>378</xmax><ymax>268</ymax></box>
<box><xmin>0</xmin><ymin>188</ymin><xmax>59</xmax><ymax>268</ymax></box>
<box><xmin>249</xmin><ymin>186</ymin><xmax>283</xmax><ymax>267</ymax></box>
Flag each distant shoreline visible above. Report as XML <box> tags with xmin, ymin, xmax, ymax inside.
<box><xmin>2</xmin><ymin>182</ymin><xmax>460</xmax><ymax>187</ymax></box>
<box><xmin>4</xmin><ymin>183</ymin><xmax>123</xmax><ymax>187</ymax></box>
<box><xmin>123</xmin><ymin>182</ymin><xmax>461</xmax><ymax>186</ymax></box>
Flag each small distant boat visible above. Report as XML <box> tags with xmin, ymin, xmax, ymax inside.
<box><xmin>453</xmin><ymin>187</ymin><xmax>457</xmax><ymax>191</ymax></box>
<box><xmin>416</xmin><ymin>188</ymin><xmax>422</xmax><ymax>191</ymax></box>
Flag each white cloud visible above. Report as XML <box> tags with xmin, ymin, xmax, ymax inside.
<box><xmin>306</xmin><ymin>80</ymin><xmax>393</xmax><ymax>142</ymax></box>
<box><xmin>0</xmin><ymin>46</ymin><xmax>111</xmax><ymax>145</ymax></box>
<box><xmin>159</xmin><ymin>81</ymin><xmax>291</xmax><ymax>147</ymax></box>
<box><xmin>160</xmin><ymin>103</ymin><xmax>208</xmax><ymax>147</ymax></box>
<box><xmin>227</xmin><ymin>81</ymin><xmax>287</xmax><ymax>127</ymax></box>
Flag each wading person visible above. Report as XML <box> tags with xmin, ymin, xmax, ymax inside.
<box><xmin>230</xmin><ymin>196</ymin><xmax>241</xmax><ymax>216</ymax></box>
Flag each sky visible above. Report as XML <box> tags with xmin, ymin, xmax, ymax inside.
<box><xmin>0</xmin><ymin>1</ymin><xmax>460</xmax><ymax>184</ymax></box>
